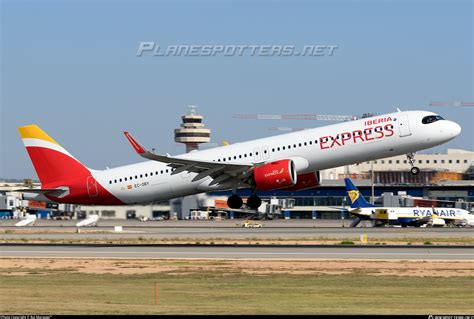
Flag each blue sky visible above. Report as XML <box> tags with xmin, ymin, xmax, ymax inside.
<box><xmin>1</xmin><ymin>0</ymin><xmax>472</xmax><ymax>179</ymax></box>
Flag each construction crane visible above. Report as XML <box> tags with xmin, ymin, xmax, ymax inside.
<box><xmin>429</xmin><ymin>101</ymin><xmax>474</xmax><ymax>107</ymax></box>
<box><xmin>233</xmin><ymin>113</ymin><xmax>359</xmax><ymax>121</ymax></box>
<box><xmin>233</xmin><ymin>113</ymin><xmax>376</xmax><ymax>132</ymax></box>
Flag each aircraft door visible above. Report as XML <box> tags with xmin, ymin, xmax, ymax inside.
<box><xmin>397</xmin><ymin>115</ymin><xmax>412</xmax><ymax>137</ymax></box>
<box><xmin>86</xmin><ymin>176</ymin><xmax>99</xmax><ymax>197</ymax></box>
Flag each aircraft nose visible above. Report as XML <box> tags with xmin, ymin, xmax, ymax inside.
<box><xmin>448</xmin><ymin>121</ymin><xmax>462</xmax><ymax>137</ymax></box>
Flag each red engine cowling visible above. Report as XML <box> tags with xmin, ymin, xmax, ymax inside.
<box><xmin>253</xmin><ymin>159</ymin><xmax>297</xmax><ymax>191</ymax></box>
<box><xmin>285</xmin><ymin>171</ymin><xmax>320</xmax><ymax>191</ymax></box>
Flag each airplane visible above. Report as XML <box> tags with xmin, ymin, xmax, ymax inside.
<box><xmin>75</xmin><ymin>214</ymin><xmax>99</xmax><ymax>227</ymax></box>
<box><xmin>344</xmin><ymin>178</ymin><xmax>473</xmax><ymax>227</ymax></box>
<box><xmin>14</xmin><ymin>213</ymin><xmax>37</xmax><ymax>227</ymax></box>
<box><xmin>17</xmin><ymin>110</ymin><xmax>461</xmax><ymax>209</ymax></box>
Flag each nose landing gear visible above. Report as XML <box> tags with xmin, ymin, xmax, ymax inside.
<box><xmin>406</xmin><ymin>152</ymin><xmax>420</xmax><ymax>175</ymax></box>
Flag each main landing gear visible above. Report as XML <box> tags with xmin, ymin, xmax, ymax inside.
<box><xmin>227</xmin><ymin>194</ymin><xmax>243</xmax><ymax>209</ymax></box>
<box><xmin>226</xmin><ymin>193</ymin><xmax>262</xmax><ymax>209</ymax></box>
<box><xmin>246</xmin><ymin>194</ymin><xmax>262</xmax><ymax>210</ymax></box>
<box><xmin>406</xmin><ymin>152</ymin><xmax>420</xmax><ymax>175</ymax></box>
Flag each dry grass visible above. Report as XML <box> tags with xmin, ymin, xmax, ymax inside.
<box><xmin>1</xmin><ymin>257</ymin><xmax>473</xmax><ymax>315</ymax></box>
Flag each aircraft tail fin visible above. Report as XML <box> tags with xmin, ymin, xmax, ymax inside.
<box><xmin>344</xmin><ymin>178</ymin><xmax>376</xmax><ymax>208</ymax></box>
<box><xmin>18</xmin><ymin>125</ymin><xmax>91</xmax><ymax>186</ymax></box>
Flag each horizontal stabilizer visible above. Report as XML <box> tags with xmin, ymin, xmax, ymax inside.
<box><xmin>15</xmin><ymin>188</ymin><xmax>68</xmax><ymax>197</ymax></box>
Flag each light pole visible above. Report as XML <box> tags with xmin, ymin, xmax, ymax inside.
<box><xmin>371</xmin><ymin>160</ymin><xmax>375</xmax><ymax>204</ymax></box>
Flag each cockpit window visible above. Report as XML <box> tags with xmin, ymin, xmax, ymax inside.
<box><xmin>422</xmin><ymin>115</ymin><xmax>444</xmax><ymax>124</ymax></box>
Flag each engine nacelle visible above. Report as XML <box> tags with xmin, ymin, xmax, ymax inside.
<box><xmin>431</xmin><ymin>218</ymin><xmax>446</xmax><ymax>227</ymax></box>
<box><xmin>253</xmin><ymin>159</ymin><xmax>296</xmax><ymax>191</ymax></box>
<box><xmin>285</xmin><ymin>171</ymin><xmax>321</xmax><ymax>191</ymax></box>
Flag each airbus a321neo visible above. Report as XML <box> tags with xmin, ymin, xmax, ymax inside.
<box><xmin>18</xmin><ymin>110</ymin><xmax>461</xmax><ymax>209</ymax></box>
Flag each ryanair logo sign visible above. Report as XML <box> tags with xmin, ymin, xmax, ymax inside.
<box><xmin>348</xmin><ymin>190</ymin><xmax>360</xmax><ymax>204</ymax></box>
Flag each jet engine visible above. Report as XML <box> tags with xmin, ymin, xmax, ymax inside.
<box><xmin>252</xmin><ymin>159</ymin><xmax>296</xmax><ymax>191</ymax></box>
<box><xmin>431</xmin><ymin>218</ymin><xmax>446</xmax><ymax>227</ymax></box>
<box><xmin>285</xmin><ymin>171</ymin><xmax>320</xmax><ymax>191</ymax></box>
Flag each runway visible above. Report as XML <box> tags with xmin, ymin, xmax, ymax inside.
<box><xmin>1</xmin><ymin>226</ymin><xmax>472</xmax><ymax>241</ymax></box>
<box><xmin>1</xmin><ymin>245</ymin><xmax>472</xmax><ymax>260</ymax></box>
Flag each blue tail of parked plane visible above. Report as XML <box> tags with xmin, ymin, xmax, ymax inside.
<box><xmin>344</xmin><ymin>178</ymin><xmax>376</xmax><ymax>209</ymax></box>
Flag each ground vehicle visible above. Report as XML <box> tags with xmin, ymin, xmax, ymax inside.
<box><xmin>242</xmin><ymin>220</ymin><xmax>263</xmax><ymax>228</ymax></box>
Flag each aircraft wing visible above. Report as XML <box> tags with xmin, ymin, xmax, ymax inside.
<box><xmin>124</xmin><ymin>132</ymin><xmax>253</xmax><ymax>185</ymax></box>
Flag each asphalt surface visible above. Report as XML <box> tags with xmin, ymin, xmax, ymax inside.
<box><xmin>2</xmin><ymin>219</ymin><xmax>472</xmax><ymax>240</ymax></box>
<box><xmin>1</xmin><ymin>226</ymin><xmax>473</xmax><ymax>240</ymax></box>
<box><xmin>1</xmin><ymin>245</ymin><xmax>472</xmax><ymax>260</ymax></box>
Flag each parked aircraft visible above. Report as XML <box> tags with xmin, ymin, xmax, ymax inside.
<box><xmin>18</xmin><ymin>110</ymin><xmax>461</xmax><ymax>209</ymax></box>
<box><xmin>14</xmin><ymin>214</ymin><xmax>37</xmax><ymax>227</ymax></box>
<box><xmin>344</xmin><ymin>178</ymin><xmax>473</xmax><ymax>227</ymax></box>
<box><xmin>76</xmin><ymin>214</ymin><xmax>99</xmax><ymax>227</ymax></box>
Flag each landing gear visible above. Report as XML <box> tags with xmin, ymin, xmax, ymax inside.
<box><xmin>227</xmin><ymin>194</ymin><xmax>243</xmax><ymax>209</ymax></box>
<box><xmin>406</xmin><ymin>152</ymin><xmax>420</xmax><ymax>175</ymax></box>
<box><xmin>410</xmin><ymin>166</ymin><xmax>420</xmax><ymax>175</ymax></box>
<box><xmin>246</xmin><ymin>194</ymin><xmax>262</xmax><ymax>209</ymax></box>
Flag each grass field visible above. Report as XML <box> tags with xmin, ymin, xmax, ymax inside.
<box><xmin>1</xmin><ymin>258</ymin><xmax>473</xmax><ymax>315</ymax></box>
<box><xmin>1</xmin><ymin>234</ymin><xmax>474</xmax><ymax>246</ymax></box>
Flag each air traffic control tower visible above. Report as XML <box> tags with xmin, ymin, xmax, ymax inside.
<box><xmin>174</xmin><ymin>105</ymin><xmax>211</xmax><ymax>153</ymax></box>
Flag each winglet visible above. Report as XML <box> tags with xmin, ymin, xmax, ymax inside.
<box><xmin>123</xmin><ymin>132</ymin><xmax>146</xmax><ymax>154</ymax></box>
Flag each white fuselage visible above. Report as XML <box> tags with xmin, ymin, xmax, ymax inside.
<box><xmin>91</xmin><ymin>110</ymin><xmax>461</xmax><ymax>204</ymax></box>
<box><xmin>353</xmin><ymin>207</ymin><xmax>472</xmax><ymax>222</ymax></box>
